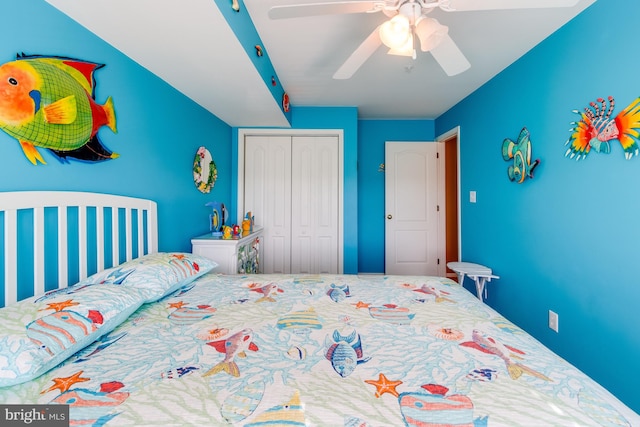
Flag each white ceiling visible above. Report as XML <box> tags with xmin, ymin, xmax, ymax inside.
<box><xmin>45</xmin><ymin>0</ymin><xmax>596</xmax><ymax>126</ymax></box>
<box><xmin>43</xmin><ymin>0</ymin><xmax>290</xmax><ymax>127</ymax></box>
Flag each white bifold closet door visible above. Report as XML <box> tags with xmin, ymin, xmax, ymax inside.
<box><xmin>244</xmin><ymin>135</ymin><xmax>340</xmax><ymax>274</ymax></box>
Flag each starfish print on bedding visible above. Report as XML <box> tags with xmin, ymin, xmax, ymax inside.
<box><xmin>352</xmin><ymin>301</ymin><xmax>370</xmax><ymax>309</ymax></box>
<box><xmin>168</xmin><ymin>301</ymin><xmax>187</xmax><ymax>309</ymax></box>
<box><xmin>41</xmin><ymin>370</ymin><xmax>90</xmax><ymax>394</ymax></box>
<box><xmin>365</xmin><ymin>373</ymin><xmax>403</xmax><ymax>398</ymax></box>
<box><xmin>41</xmin><ymin>299</ymin><xmax>79</xmax><ymax>312</ymax></box>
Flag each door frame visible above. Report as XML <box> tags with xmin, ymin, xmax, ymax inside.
<box><xmin>237</xmin><ymin>128</ymin><xmax>345</xmax><ymax>273</ymax></box>
<box><xmin>436</xmin><ymin>126</ymin><xmax>462</xmax><ymax>271</ymax></box>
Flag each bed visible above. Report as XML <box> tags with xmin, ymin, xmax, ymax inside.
<box><xmin>0</xmin><ymin>191</ymin><xmax>638</xmax><ymax>426</ymax></box>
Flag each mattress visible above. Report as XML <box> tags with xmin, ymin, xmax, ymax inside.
<box><xmin>1</xmin><ymin>272</ymin><xmax>638</xmax><ymax>426</ymax></box>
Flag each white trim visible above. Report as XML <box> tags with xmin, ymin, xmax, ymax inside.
<box><xmin>5</xmin><ymin>209</ymin><xmax>17</xmax><ymax>305</ymax></box>
<box><xmin>237</xmin><ymin>128</ymin><xmax>344</xmax><ymax>273</ymax></box>
<box><xmin>78</xmin><ymin>204</ymin><xmax>87</xmax><ymax>280</ymax></box>
<box><xmin>34</xmin><ymin>206</ymin><xmax>45</xmax><ymax>296</ymax></box>
<box><xmin>96</xmin><ymin>206</ymin><xmax>105</xmax><ymax>272</ymax></box>
<box><xmin>437</xmin><ymin>141</ymin><xmax>446</xmax><ymax>277</ymax></box>
<box><xmin>58</xmin><ymin>206</ymin><xmax>68</xmax><ymax>288</ymax></box>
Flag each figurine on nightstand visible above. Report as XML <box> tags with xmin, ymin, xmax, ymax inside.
<box><xmin>245</xmin><ymin>212</ymin><xmax>254</xmax><ymax>232</ymax></box>
<box><xmin>232</xmin><ymin>224</ymin><xmax>240</xmax><ymax>238</ymax></box>
<box><xmin>242</xmin><ymin>218</ymin><xmax>251</xmax><ymax>236</ymax></box>
<box><xmin>222</xmin><ymin>225</ymin><xmax>232</xmax><ymax>239</ymax></box>
<box><xmin>206</xmin><ymin>201</ymin><xmax>227</xmax><ymax>237</ymax></box>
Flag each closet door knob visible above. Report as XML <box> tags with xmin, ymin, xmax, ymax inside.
<box><xmin>387</xmin><ymin>214</ymin><xmax>392</xmax><ymax>219</ymax></box>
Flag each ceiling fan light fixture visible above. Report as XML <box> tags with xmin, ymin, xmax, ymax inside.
<box><xmin>379</xmin><ymin>14</ymin><xmax>411</xmax><ymax>49</ymax></box>
<box><xmin>387</xmin><ymin>34</ymin><xmax>415</xmax><ymax>57</ymax></box>
<box><xmin>415</xmin><ymin>17</ymin><xmax>448</xmax><ymax>52</ymax></box>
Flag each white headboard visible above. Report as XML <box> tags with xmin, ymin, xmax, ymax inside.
<box><xmin>0</xmin><ymin>191</ymin><xmax>158</xmax><ymax>307</ymax></box>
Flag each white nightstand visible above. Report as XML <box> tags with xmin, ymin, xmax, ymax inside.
<box><xmin>191</xmin><ymin>227</ymin><xmax>263</xmax><ymax>274</ymax></box>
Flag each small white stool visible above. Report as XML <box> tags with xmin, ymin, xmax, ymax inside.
<box><xmin>447</xmin><ymin>261</ymin><xmax>499</xmax><ymax>302</ymax></box>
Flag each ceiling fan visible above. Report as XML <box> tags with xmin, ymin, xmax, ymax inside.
<box><xmin>269</xmin><ymin>0</ymin><xmax>580</xmax><ymax>79</ymax></box>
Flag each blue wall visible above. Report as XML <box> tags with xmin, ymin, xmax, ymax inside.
<box><xmin>357</xmin><ymin>119</ymin><xmax>435</xmax><ymax>272</ymax></box>
<box><xmin>2</xmin><ymin>0</ymin><xmax>232</xmax><ymax>256</ymax></box>
<box><xmin>436</xmin><ymin>0</ymin><xmax>639</xmax><ymax>412</ymax></box>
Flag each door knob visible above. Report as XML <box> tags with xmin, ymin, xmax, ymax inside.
<box><xmin>387</xmin><ymin>214</ymin><xmax>392</xmax><ymax>219</ymax></box>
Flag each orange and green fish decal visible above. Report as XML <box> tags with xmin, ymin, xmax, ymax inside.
<box><xmin>0</xmin><ymin>53</ymin><xmax>117</xmax><ymax>165</ymax></box>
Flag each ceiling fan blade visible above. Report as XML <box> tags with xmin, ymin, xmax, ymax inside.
<box><xmin>333</xmin><ymin>27</ymin><xmax>382</xmax><ymax>79</ymax></box>
<box><xmin>430</xmin><ymin>34</ymin><xmax>470</xmax><ymax>76</ymax></box>
<box><xmin>269</xmin><ymin>1</ymin><xmax>382</xmax><ymax>20</ymax></box>
<box><xmin>445</xmin><ymin>0</ymin><xmax>579</xmax><ymax>12</ymax></box>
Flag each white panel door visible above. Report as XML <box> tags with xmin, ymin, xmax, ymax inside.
<box><xmin>385</xmin><ymin>142</ymin><xmax>444</xmax><ymax>275</ymax></box>
<box><xmin>244</xmin><ymin>135</ymin><xmax>291</xmax><ymax>274</ymax></box>
<box><xmin>291</xmin><ymin>136</ymin><xmax>339</xmax><ymax>273</ymax></box>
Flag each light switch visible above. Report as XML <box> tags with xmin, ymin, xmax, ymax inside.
<box><xmin>470</xmin><ymin>191</ymin><xmax>476</xmax><ymax>203</ymax></box>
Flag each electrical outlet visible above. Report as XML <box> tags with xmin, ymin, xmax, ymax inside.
<box><xmin>548</xmin><ymin>310</ymin><xmax>559</xmax><ymax>333</ymax></box>
<box><xmin>470</xmin><ymin>191</ymin><xmax>476</xmax><ymax>203</ymax></box>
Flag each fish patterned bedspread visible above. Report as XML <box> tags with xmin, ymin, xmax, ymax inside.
<box><xmin>1</xmin><ymin>273</ymin><xmax>638</xmax><ymax>426</ymax></box>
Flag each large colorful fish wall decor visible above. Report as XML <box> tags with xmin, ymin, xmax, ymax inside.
<box><xmin>0</xmin><ymin>54</ymin><xmax>117</xmax><ymax>165</ymax></box>
<box><xmin>566</xmin><ymin>95</ymin><xmax>640</xmax><ymax>160</ymax></box>
<box><xmin>501</xmin><ymin>127</ymin><xmax>540</xmax><ymax>184</ymax></box>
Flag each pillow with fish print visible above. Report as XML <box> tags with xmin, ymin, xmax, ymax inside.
<box><xmin>0</xmin><ymin>283</ymin><xmax>146</xmax><ymax>387</ymax></box>
<box><xmin>76</xmin><ymin>252</ymin><xmax>217</xmax><ymax>303</ymax></box>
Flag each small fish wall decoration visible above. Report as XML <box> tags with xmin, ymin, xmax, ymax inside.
<box><xmin>502</xmin><ymin>127</ymin><xmax>540</xmax><ymax>183</ymax></box>
<box><xmin>0</xmin><ymin>53</ymin><xmax>117</xmax><ymax>165</ymax></box>
<box><xmin>565</xmin><ymin>95</ymin><xmax>640</xmax><ymax>160</ymax></box>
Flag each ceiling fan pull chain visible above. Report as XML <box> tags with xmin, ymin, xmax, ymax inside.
<box><xmin>411</xmin><ymin>25</ymin><xmax>417</xmax><ymax>60</ymax></box>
